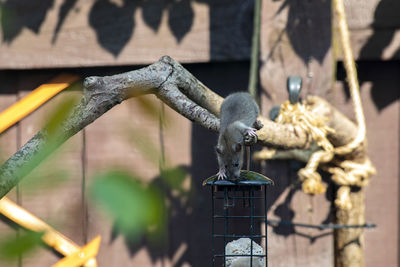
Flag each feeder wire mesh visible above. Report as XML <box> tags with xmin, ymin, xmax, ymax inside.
<box><xmin>204</xmin><ymin>171</ymin><xmax>273</xmax><ymax>267</ymax></box>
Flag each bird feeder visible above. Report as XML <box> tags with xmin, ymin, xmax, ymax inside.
<box><xmin>203</xmin><ymin>171</ymin><xmax>274</xmax><ymax>267</ymax></box>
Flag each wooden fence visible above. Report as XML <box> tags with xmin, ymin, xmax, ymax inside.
<box><xmin>0</xmin><ymin>0</ymin><xmax>399</xmax><ymax>266</ymax></box>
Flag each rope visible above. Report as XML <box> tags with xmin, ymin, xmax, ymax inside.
<box><xmin>335</xmin><ymin>186</ymin><xmax>352</xmax><ymax>210</ymax></box>
<box><xmin>275</xmin><ymin>102</ymin><xmax>335</xmax><ymax>151</ymax></box>
<box><xmin>327</xmin><ymin>158</ymin><xmax>376</xmax><ymax>187</ymax></box>
<box><xmin>298</xmin><ymin>150</ymin><xmax>333</xmax><ymax>195</ymax></box>
<box><xmin>259</xmin><ymin>0</ymin><xmax>376</xmax><ymax>209</ymax></box>
<box><xmin>275</xmin><ymin>101</ymin><xmax>335</xmax><ymax>195</ymax></box>
<box><xmin>329</xmin><ymin>0</ymin><xmax>376</xmax><ymax>209</ymax></box>
<box><xmin>255</xmin><ymin>0</ymin><xmax>376</xmax><ymax>210</ymax></box>
<box><xmin>257</xmin><ymin>94</ymin><xmax>376</xmax><ymax>207</ymax></box>
<box><xmin>333</xmin><ymin>0</ymin><xmax>366</xmax><ymax>155</ymax></box>
<box><xmin>274</xmin><ymin>97</ymin><xmax>375</xmax><ymax>208</ymax></box>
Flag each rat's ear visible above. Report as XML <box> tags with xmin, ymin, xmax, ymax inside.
<box><xmin>233</xmin><ymin>143</ymin><xmax>242</xmax><ymax>152</ymax></box>
<box><xmin>215</xmin><ymin>146</ymin><xmax>223</xmax><ymax>154</ymax></box>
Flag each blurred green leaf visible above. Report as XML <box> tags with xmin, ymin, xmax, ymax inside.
<box><xmin>12</xmin><ymin>96</ymin><xmax>79</xmax><ymax>189</ymax></box>
<box><xmin>90</xmin><ymin>170</ymin><xmax>165</xmax><ymax>239</ymax></box>
<box><xmin>21</xmin><ymin>167</ymin><xmax>69</xmax><ymax>194</ymax></box>
<box><xmin>44</xmin><ymin>95</ymin><xmax>79</xmax><ymax>137</ymax></box>
<box><xmin>135</xmin><ymin>96</ymin><xmax>162</xmax><ymax>122</ymax></box>
<box><xmin>132</xmin><ymin>96</ymin><xmax>173</xmax><ymax>127</ymax></box>
<box><xmin>160</xmin><ymin>167</ymin><xmax>188</xmax><ymax>193</ymax></box>
<box><xmin>0</xmin><ymin>146</ymin><xmax>4</xmax><ymax>163</ymax></box>
<box><xmin>64</xmin><ymin>81</ymin><xmax>83</xmax><ymax>92</ymax></box>
<box><xmin>13</xmin><ymin>141</ymin><xmax>64</xmax><ymax>190</ymax></box>
<box><xmin>0</xmin><ymin>231</ymin><xmax>43</xmax><ymax>261</ymax></box>
<box><xmin>144</xmin><ymin>183</ymin><xmax>166</xmax><ymax>237</ymax></box>
<box><xmin>124</xmin><ymin>125</ymin><xmax>162</xmax><ymax>167</ymax></box>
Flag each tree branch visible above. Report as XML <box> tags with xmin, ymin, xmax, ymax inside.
<box><xmin>0</xmin><ymin>56</ymin><xmax>363</xmax><ymax>198</ymax></box>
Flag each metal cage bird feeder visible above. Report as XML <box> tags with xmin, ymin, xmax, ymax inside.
<box><xmin>203</xmin><ymin>171</ymin><xmax>274</xmax><ymax>267</ymax></box>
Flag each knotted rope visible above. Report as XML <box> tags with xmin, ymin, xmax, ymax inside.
<box><xmin>257</xmin><ymin>0</ymin><xmax>376</xmax><ymax>210</ymax></box>
<box><xmin>272</xmin><ymin>95</ymin><xmax>375</xmax><ymax>209</ymax></box>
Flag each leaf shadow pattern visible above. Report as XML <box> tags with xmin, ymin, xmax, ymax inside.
<box><xmin>1</xmin><ymin>0</ymin><xmax>254</xmax><ymax>60</ymax></box>
<box><xmin>168</xmin><ymin>0</ymin><xmax>194</xmax><ymax>43</ymax></box>
<box><xmin>109</xmin><ymin>165</ymin><xmax>195</xmax><ymax>265</ymax></box>
<box><xmin>337</xmin><ymin>61</ymin><xmax>400</xmax><ymax>111</ymax></box>
<box><xmin>1</xmin><ymin>0</ymin><xmax>55</xmax><ymax>43</ymax></box>
<box><xmin>141</xmin><ymin>0</ymin><xmax>166</xmax><ymax>33</ymax></box>
<box><xmin>89</xmin><ymin>0</ymin><xmax>137</xmax><ymax>57</ymax></box>
<box><xmin>267</xmin><ymin>161</ymin><xmax>335</xmax><ymax>243</ymax></box>
<box><xmin>52</xmin><ymin>0</ymin><xmax>79</xmax><ymax>44</ymax></box>
<box><xmin>275</xmin><ymin>0</ymin><xmax>331</xmax><ymax>65</ymax></box>
<box><xmin>271</xmin><ymin>181</ymin><xmax>297</xmax><ymax>236</ymax></box>
<box><xmin>359</xmin><ymin>0</ymin><xmax>400</xmax><ymax>60</ymax></box>
<box><xmin>207</xmin><ymin>0</ymin><xmax>254</xmax><ymax>60</ymax></box>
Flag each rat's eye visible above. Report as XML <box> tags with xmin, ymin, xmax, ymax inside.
<box><xmin>225</xmin><ymin>165</ymin><xmax>228</xmax><ymax>169</ymax></box>
<box><xmin>233</xmin><ymin>163</ymin><xmax>239</xmax><ymax>167</ymax></box>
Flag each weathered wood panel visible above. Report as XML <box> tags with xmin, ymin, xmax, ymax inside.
<box><xmin>0</xmin><ymin>84</ymin><xmax>19</xmax><ymax>267</ymax></box>
<box><xmin>16</xmin><ymin>86</ymin><xmax>85</xmax><ymax>266</ymax></box>
<box><xmin>0</xmin><ymin>0</ymin><xmax>253</xmax><ymax>69</ymax></box>
<box><xmin>0</xmin><ymin>83</ymin><xmax>18</xmax><ymax>169</ymax></box>
<box><xmin>0</xmin><ymin>60</ymin><xmax>398</xmax><ymax>267</ymax></box>
<box><xmin>85</xmin><ymin>94</ymin><xmax>192</xmax><ymax>266</ymax></box>
<box><xmin>85</xmin><ymin>96</ymin><xmax>165</xmax><ymax>266</ymax></box>
<box><xmin>335</xmin><ymin>61</ymin><xmax>400</xmax><ymax>267</ymax></box>
<box><xmin>260</xmin><ymin>0</ymin><xmax>334</xmax><ymax>99</ymax></box>
<box><xmin>0</xmin><ymin>0</ymin><xmax>397</xmax><ymax>70</ymax></box>
<box><xmin>0</xmin><ymin>74</ymin><xmax>86</xmax><ymax>266</ymax></box>
<box><xmin>260</xmin><ymin>0</ymin><xmax>334</xmax><ymax>265</ymax></box>
<box><xmin>342</xmin><ymin>0</ymin><xmax>400</xmax><ymax>60</ymax></box>
<box><xmin>260</xmin><ymin>1</ymin><xmax>400</xmax><ymax>266</ymax></box>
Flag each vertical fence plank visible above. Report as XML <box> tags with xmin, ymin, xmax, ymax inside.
<box><xmin>13</xmin><ymin>76</ymin><xmax>84</xmax><ymax>266</ymax></box>
<box><xmin>335</xmin><ymin>62</ymin><xmax>400</xmax><ymax>267</ymax></box>
<box><xmin>260</xmin><ymin>0</ymin><xmax>335</xmax><ymax>266</ymax></box>
<box><xmin>0</xmin><ymin>75</ymin><xmax>20</xmax><ymax>267</ymax></box>
<box><xmin>85</xmin><ymin>96</ymin><xmax>167</xmax><ymax>266</ymax></box>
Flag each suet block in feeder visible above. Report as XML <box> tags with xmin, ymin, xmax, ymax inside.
<box><xmin>203</xmin><ymin>170</ymin><xmax>274</xmax><ymax>267</ymax></box>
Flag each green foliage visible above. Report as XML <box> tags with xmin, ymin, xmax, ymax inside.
<box><xmin>1</xmin><ymin>91</ymin><xmax>188</xmax><ymax>261</ymax></box>
<box><xmin>90</xmin><ymin>99</ymin><xmax>190</xmax><ymax>247</ymax></box>
<box><xmin>124</xmin><ymin>125</ymin><xmax>161</xmax><ymax>167</ymax></box>
<box><xmin>44</xmin><ymin>95</ymin><xmax>79</xmax><ymax>138</ymax></box>
<box><xmin>21</xmin><ymin>167</ymin><xmax>69</xmax><ymax>195</ymax></box>
<box><xmin>14</xmin><ymin>96</ymin><xmax>79</xmax><ymax>194</ymax></box>
<box><xmin>0</xmin><ymin>93</ymin><xmax>80</xmax><ymax>261</ymax></box>
<box><xmin>0</xmin><ymin>231</ymin><xmax>43</xmax><ymax>262</ymax></box>
<box><xmin>134</xmin><ymin>96</ymin><xmax>163</xmax><ymax>122</ymax></box>
<box><xmin>160</xmin><ymin>167</ymin><xmax>187</xmax><ymax>193</ymax></box>
<box><xmin>90</xmin><ymin>170</ymin><xmax>166</xmax><ymax>240</ymax></box>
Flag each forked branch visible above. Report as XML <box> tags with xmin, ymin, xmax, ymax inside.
<box><xmin>0</xmin><ymin>56</ymin><xmax>360</xmax><ymax>198</ymax></box>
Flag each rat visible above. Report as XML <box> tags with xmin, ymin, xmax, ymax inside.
<box><xmin>215</xmin><ymin>92</ymin><xmax>263</xmax><ymax>180</ymax></box>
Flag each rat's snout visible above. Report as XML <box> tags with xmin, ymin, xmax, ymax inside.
<box><xmin>226</xmin><ymin>168</ymin><xmax>241</xmax><ymax>180</ymax></box>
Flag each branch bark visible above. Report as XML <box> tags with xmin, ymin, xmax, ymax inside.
<box><xmin>0</xmin><ymin>56</ymin><xmax>366</xmax><ymax>203</ymax></box>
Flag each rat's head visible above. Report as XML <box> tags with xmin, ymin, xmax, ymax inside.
<box><xmin>216</xmin><ymin>142</ymin><xmax>244</xmax><ymax>180</ymax></box>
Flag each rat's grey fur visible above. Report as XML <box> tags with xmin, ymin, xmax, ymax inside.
<box><xmin>216</xmin><ymin>92</ymin><xmax>260</xmax><ymax>180</ymax></box>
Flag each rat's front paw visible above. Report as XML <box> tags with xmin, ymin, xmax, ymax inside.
<box><xmin>244</xmin><ymin>127</ymin><xmax>258</xmax><ymax>144</ymax></box>
<box><xmin>245</xmin><ymin>127</ymin><xmax>257</xmax><ymax>137</ymax></box>
<box><xmin>217</xmin><ymin>169</ymin><xmax>227</xmax><ymax>180</ymax></box>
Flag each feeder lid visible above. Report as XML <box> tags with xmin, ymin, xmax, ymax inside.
<box><xmin>202</xmin><ymin>170</ymin><xmax>274</xmax><ymax>186</ymax></box>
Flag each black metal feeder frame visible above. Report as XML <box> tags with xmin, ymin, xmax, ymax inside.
<box><xmin>203</xmin><ymin>171</ymin><xmax>274</xmax><ymax>267</ymax></box>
